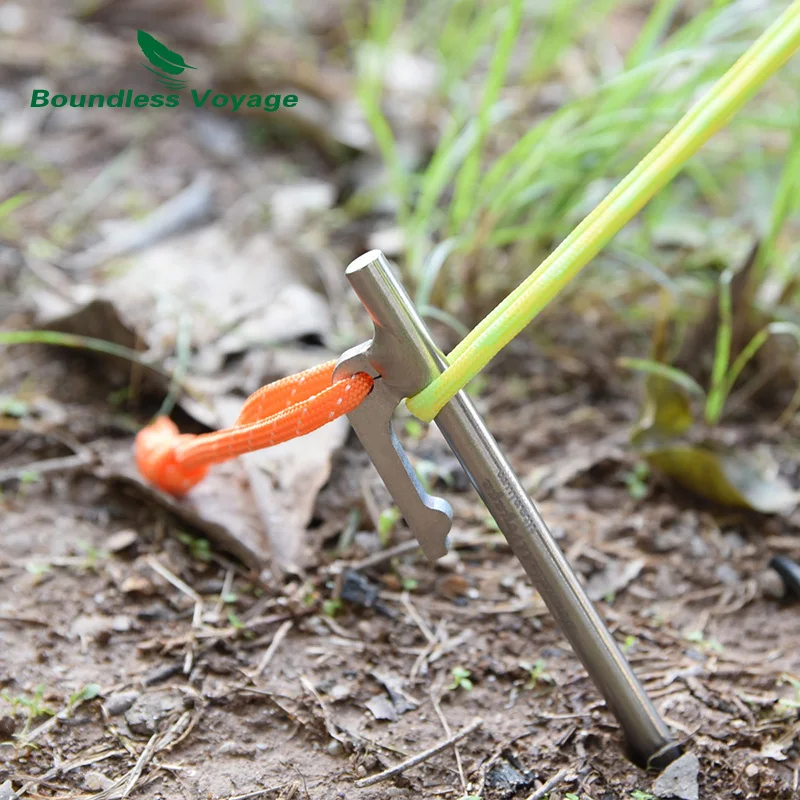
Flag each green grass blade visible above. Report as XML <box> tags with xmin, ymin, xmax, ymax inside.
<box><xmin>705</xmin><ymin>268</ymin><xmax>734</xmax><ymax>424</ymax></box>
<box><xmin>449</xmin><ymin>0</ymin><xmax>523</xmax><ymax>230</ymax></box>
<box><xmin>617</xmin><ymin>357</ymin><xmax>707</xmax><ymax>398</ymax></box>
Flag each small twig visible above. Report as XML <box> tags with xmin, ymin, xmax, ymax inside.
<box><xmin>524</xmin><ymin>768</ymin><xmax>571</xmax><ymax>800</ymax></box>
<box><xmin>350</xmin><ymin>539</ymin><xmax>420</xmax><ymax>571</ymax></box>
<box><xmin>17</xmin><ymin>747</ymin><xmax>126</xmax><ymax>798</ymax></box>
<box><xmin>0</xmin><ymin>613</ymin><xmax>49</xmax><ymax>626</ymax></box>
<box><xmin>401</xmin><ymin>591</ymin><xmax>436</xmax><ymax>644</ymax></box>
<box><xmin>354</xmin><ymin>717</ymin><xmax>483</xmax><ymax>788</ymax></box>
<box><xmin>213</xmin><ymin>569</ymin><xmax>235</xmax><ymax>621</ymax></box>
<box><xmin>145</xmin><ymin>556</ymin><xmax>203</xmax><ymax>605</ymax></box>
<box><xmin>146</xmin><ymin>556</ymin><xmax>203</xmax><ymax>674</ymax></box>
<box><xmin>223</xmin><ymin>783</ymin><xmax>291</xmax><ymax>800</ymax></box>
<box><xmin>251</xmin><ymin>620</ymin><xmax>293</xmax><ymax>678</ymax></box>
<box><xmin>431</xmin><ymin>691</ymin><xmax>466</xmax><ymax>794</ymax></box>
<box><xmin>121</xmin><ymin>733</ymin><xmax>159</xmax><ymax>799</ymax></box>
<box><xmin>299</xmin><ymin>674</ymin><xmax>348</xmax><ymax>747</ymax></box>
<box><xmin>0</xmin><ymin>451</ymin><xmax>95</xmax><ymax>482</ymax></box>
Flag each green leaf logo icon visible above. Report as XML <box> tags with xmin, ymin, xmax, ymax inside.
<box><xmin>137</xmin><ymin>30</ymin><xmax>195</xmax><ymax>89</ymax></box>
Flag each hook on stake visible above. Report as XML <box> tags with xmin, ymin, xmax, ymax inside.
<box><xmin>335</xmin><ymin>250</ymin><xmax>682</xmax><ymax>768</ymax></box>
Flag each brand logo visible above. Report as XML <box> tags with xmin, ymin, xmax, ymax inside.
<box><xmin>138</xmin><ymin>30</ymin><xmax>195</xmax><ymax>91</ymax></box>
<box><xmin>29</xmin><ymin>31</ymin><xmax>299</xmax><ymax>113</ymax></box>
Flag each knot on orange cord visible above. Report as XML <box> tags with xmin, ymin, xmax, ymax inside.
<box><xmin>135</xmin><ymin>416</ymin><xmax>209</xmax><ymax>496</ymax></box>
<box><xmin>135</xmin><ymin>360</ymin><xmax>373</xmax><ymax>497</ymax></box>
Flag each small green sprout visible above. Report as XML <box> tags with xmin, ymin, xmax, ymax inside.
<box><xmin>378</xmin><ymin>506</ymin><xmax>401</xmax><ymax>546</ymax></box>
<box><xmin>401</xmin><ymin>577</ymin><xmax>419</xmax><ymax>591</ymax></box>
<box><xmin>0</xmin><ymin>396</ymin><xmax>28</xmax><ymax>417</ymax></box>
<box><xmin>777</xmin><ymin>675</ymin><xmax>800</xmax><ymax>710</ymax></box>
<box><xmin>227</xmin><ymin>611</ymin><xmax>255</xmax><ymax>639</ymax></box>
<box><xmin>520</xmin><ymin>659</ymin><xmax>553</xmax><ymax>689</ymax></box>
<box><xmin>1</xmin><ymin>685</ymin><xmax>56</xmax><ymax>734</ymax></box>
<box><xmin>227</xmin><ymin>611</ymin><xmax>245</xmax><ymax>629</ymax></box>
<box><xmin>300</xmin><ymin>582</ymin><xmax>318</xmax><ymax>606</ymax></box>
<box><xmin>323</xmin><ymin>598</ymin><xmax>343</xmax><ymax>618</ymax></box>
<box><xmin>176</xmin><ymin>532</ymin><xmax>213</xmax><ymax>562</ymax></box>
<box><xmin>68</xmin><ymin>683</ymin><xmax>101</xmax><ymax>711</ymax></box>
<box><xmin>686</xmin><ymin>630</ymin><xmax>724</xmax><ymax>653</ymax></box>
<box><xmin>25</xmin><ymin>561</ymin><xmax>52</xmax><ymax>580</ymax></box>
<box><xmin>77</xmin><ymin>540</ymin><xmax>107</xmax><ymax>571</ymax></box>
<box><xmin>622</xmin><ymin>635</ymin><xmax>638</xmax><ymax>653</ymax></box>
<box><xmin>631</xmin><ymin>791</ymin><xmax>656</xmax><ymax>800</ymax></box>
<box><xmin>106</xmin><ymin>386</ymin><xmax>131</xmax><ymax>408</ymax></box>
<box><xmin>449</xmin><ymin>666</ymin><xmax>474</xmax><ymax>692</ymax></box>
<box><xmin>623</xmin><ymin>461</ymin><xmax>650</xmax><ymax>500</ymax></box>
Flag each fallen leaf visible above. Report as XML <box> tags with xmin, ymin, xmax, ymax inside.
<box><xmin>585</xmin><ymin>559</ymin><xmax>645</xmax><ymax>602</ymax></box>
<box><xmin>364</xmin><ymin>694</ymin><xmax>397</xmax><ymax>722</ymax></box>
<box><xmin>631</xmin><ymin>374</ymin><xmax>695</xmax><ymax>445</ymax></box>
<box><xmin>646</xmin><ymin>443</ymin><xmax>798</xmax><ymax>514</ymax></box>
<box><xmin>759</xmin><ymin>739</ymin><xmax>789</xmax><ymax>762</ymax></box>
<box><xmin>98</xmin><ymin>227</ymin><xmax>331</xmax><ymax>361</ymax></box>
<box><xmin>370</xmin><ymin>671</ymin><xmax>419</xmax><ymax>716</ymax></box>
<box><xmin>242</xmin><ymin>418</ymin><xmax>349</xmax><ymax>573</ymax></box>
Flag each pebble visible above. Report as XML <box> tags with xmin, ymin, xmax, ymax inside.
<box><xmin>193</xmin><ymin>115</ymin><xmax>245</xmax><ymax>162</ymax></box>
<box><xmin>327</xmin><ymin>739</ymin><xmax>344</xmax><ymax>756</ymax></box>
<box><xmin>715</xmin><ymin>564</ymin><xmax>738</xmax><ymax>585</ymax></box>
<box><xmin>124</xmin><ymin>691</ymin><xmax>184</xmax><ymax>735</ymax></box>
<box><xmin>758</xmin><ymin>568</ymin><xmax>786</xmax><ymax>600</ymax></box>
<box><xmin>122</xmin><ymin>574</ymin><xmax>156</xmax><ymax>595</ymax></box>
<box><xmin>142</xmin><ymin>662</ymin><xmax>182</xmax><ymax>686</ymax></box>
<box><xmin>0</xmin><ymin>781</ymin><xmax>18</xmax><ymax>800</ymax></box>
<box><xmin>217</xmin><ymin>740</ymin><xmax>255</xmax><ymax>757</ymax></box>
<box><xmin>83</xmin><ymin>772</ymin><xmax>114</xmax><ymax>792</ymax></box>
<box><xmin>653</xmin><ymin>752</ymin><xmax>700</xmax><ymax>800</ymax></box>
<box><xmin>0</xmin><ymin>715</ymin><xmax>15</xmax><ymax>740</ymax></box>
<box><xmin>744</xmin><ymin>763</ymin><xmax>759</xmax><ymax>778</ymax></box>
<box><xmin>105</xmin><ymin>691</ymin><xmax>139</xmax><ymax>716</ymax></box>
<box><xmin>106</xmin><ymin>529</ymin><xmax>138</xmax><ymax>553</ymax></box>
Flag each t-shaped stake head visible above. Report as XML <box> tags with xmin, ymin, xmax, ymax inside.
<box><xmin>335</xmin><ymin>250</ymin><xmax>682</xmax><ymax>769</ymax></box>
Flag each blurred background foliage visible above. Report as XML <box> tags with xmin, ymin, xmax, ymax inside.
<box><xmin>3</xmin><ymin>0</ymin><xmax>799</xmax><ymax>440</ymax></box>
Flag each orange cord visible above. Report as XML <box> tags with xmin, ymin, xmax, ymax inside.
<box><xmin>135</xmin><ymin>360</ymin><xmax>373</xmax><ymax>496</ymax></box>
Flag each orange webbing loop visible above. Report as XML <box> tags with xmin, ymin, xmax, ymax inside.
<box><xmin>135</xmin><ymin>360</ymin><xmax>373</xmax><ymax>496</ymax></box>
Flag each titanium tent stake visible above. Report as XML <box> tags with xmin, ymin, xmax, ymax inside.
<box><xmin>335</xmin><ymin>250</ymin><xmax>681</xmax><ymax>768</ymax></box>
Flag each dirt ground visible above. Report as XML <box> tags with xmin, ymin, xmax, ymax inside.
<box><xmin>2</xmin><ymin>3</ymin><xmax>800</xmax><ymax>800</ymax></box>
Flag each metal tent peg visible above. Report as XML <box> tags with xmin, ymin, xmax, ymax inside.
<box><xmin>335</xmin><ymin>250</ymin><xmax>681</xmax><ymax>769</ymax></box>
